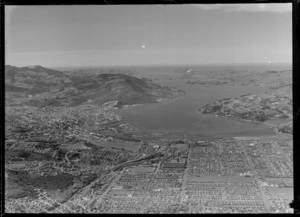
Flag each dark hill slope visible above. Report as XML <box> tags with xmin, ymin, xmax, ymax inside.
<box><xmin>5</xmin><ymin>65</ymin><xmax>184</xmax><ymax>107</ymax></box>
<box><xmin>5</xmin><ymin>65</ymin><xmax>72</xmax><ymax>94</ymax></box>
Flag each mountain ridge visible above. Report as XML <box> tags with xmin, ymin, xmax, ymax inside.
<box><xmin>5</xmin><ymin>65</ymin><xmax>185</xmax><ymax>107</ymax></box>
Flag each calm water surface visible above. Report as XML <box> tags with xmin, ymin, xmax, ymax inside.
<box><xmin>119</xmin><ymin>65</ymin><xmax>285</xmax><ymax>137</ymax></box>
<box><xmin>120</xmin><ymin>68</ymin><xmax>284</xmax><ymax>136</ymax></box>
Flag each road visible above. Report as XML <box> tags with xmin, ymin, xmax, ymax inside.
<box><xmin>49</xmin><ymin>152</ymin><xmax>164</xmax><ymax>211</ymax></box>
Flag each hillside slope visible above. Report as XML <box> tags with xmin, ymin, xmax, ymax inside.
<box><xmin>5</xmin><ymin>65</ymin><xmax>184</xmax><ymax>107</ymax></box>
<box><xmin>197</xmin><ymin>69</ymin><xmax>292</xmax><ymax>134</ymax></box>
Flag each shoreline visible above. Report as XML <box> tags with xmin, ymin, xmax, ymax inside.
<box><xmin>200</xmin><ymin>112</ymin><xmax>289</xmax><ymax>135</ymax></box>
<box><xmin>121</xmin><ymin>96</ymin><xmax>178</xmax><ymax>110</ymax></box>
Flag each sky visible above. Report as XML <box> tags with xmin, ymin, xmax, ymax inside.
<box><xmin>5</xmin><ymin>4</ymin><xmax>292</xmax><ymax>67</ymax></box>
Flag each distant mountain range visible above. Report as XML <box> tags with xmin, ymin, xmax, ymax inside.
<box><xmin>5</xmin><ymin>65</ymin><xmax>185</xmax><ymax>107</ymax></box>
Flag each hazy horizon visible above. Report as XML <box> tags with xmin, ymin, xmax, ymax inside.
<box><xmin>5</xmin><ymin>4</ymin><xmax>292</xmax><ymax>68</ymax></box>
<box><xmin>5</xmin><ymin>62</ymin><xmax>293</xmax><ymax>69</ymax></box>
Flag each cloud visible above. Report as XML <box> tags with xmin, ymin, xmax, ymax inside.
<box><xmin>192</xmin><ymin>3</ymin><xmax>292</xmax><ymax>13</ymax></box>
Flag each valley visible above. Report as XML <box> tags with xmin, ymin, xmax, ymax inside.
<box><xmin>5</xmin><ymin>64</ymin><xmax>293</xmax><ymax>213</ymax></box>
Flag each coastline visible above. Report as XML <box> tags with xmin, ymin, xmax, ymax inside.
<box><xmin>200</xmin><ymin>112</ymin><xmax>282</xmax><ymax>135</ymax></box>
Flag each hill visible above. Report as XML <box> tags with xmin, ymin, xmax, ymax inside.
<box><xmin>5</xmin><ymin>65</ymin><xmax>184</xmax><ymax>107</ymax></box>
<box><xmin>199</xmin><ymin>94</ymin><xmax>291</xmax><ymax>123</ymax></box>
<box><xmin>197</xmin><ymin>69</ymin><xmax>292</xmax><ymax>134</ymax></box>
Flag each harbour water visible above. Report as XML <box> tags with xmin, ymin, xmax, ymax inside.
<box><xmin>119</xmin><ymin>64</ymin><xmax>291</xmax><ymax>137</ymax></box>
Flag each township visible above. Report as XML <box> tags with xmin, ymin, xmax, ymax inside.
<box><xmin>6</xmin><ymin>134</ymin><xmax>293</xmax><ymax>213</ymax></box>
